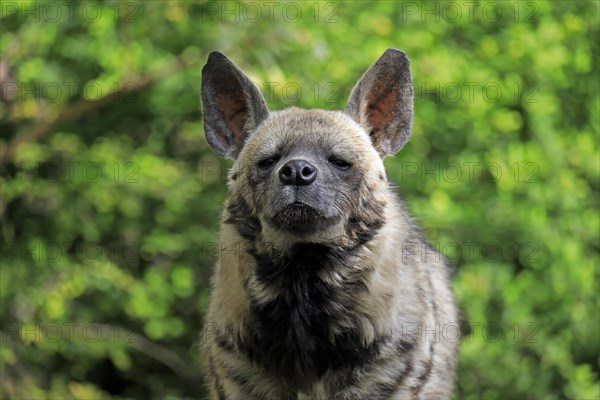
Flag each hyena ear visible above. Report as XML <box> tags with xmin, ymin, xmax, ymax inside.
<box><xmin>201</xmin><ymin>51</ymin><xmax>269</xmax><ymax>159</ymax></box>
<box><xmin>345</xmin><ymin>48</ymin><xmax>414</xmax><ymax>157</ymax></box>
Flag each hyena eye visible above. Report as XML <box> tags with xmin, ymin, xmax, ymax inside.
<box><xmin>328</xmin><ymin>157</ymin><xmax>352</xmax><ymax>170</ymax></box>
<box><xmin>258</xmin><ymin>156</ymin><xmax>281</xmax><ymax>169</ymax></box>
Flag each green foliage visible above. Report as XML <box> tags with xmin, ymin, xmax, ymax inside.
<box><xmin>1</xmin><ymin>1</ymin><xmax>598</xmax><ymax>398</ymax></box>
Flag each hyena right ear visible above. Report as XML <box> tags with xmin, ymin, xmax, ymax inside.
<box><xmin>345</xmin><ymin>48</ymin><xmax>414</xmax><ymax>157</ymax></box>
<box><xmin>201</xmin><ymin>52</ymin><xmax>269</xmax><ymax>159</ymax></box>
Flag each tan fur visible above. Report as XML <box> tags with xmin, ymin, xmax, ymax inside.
<box><xmin>201</xmin><ymin>49</ymin><xmax>458</xmax><ymax>399</ymax></box>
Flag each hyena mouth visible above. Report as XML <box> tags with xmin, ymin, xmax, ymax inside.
<box><xmin>270</xmin><ymin>203</ymin><xmax>340</xmax><ymax>235</ymax></box>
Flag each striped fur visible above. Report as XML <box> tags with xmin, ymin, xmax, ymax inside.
<box><xmin>200</xmin><ymin>49</ymin><xmax>459</xmax><ymax>399</ymax></box>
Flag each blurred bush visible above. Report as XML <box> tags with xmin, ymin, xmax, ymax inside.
<box><xmin>0</xmin><ymin>1</ymin><xmax>598</xmax><ymax>398</ymax></box>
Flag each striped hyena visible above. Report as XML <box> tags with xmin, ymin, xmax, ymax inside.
<box><xmin>200</xmin><ymin>49</ymin><xmax>459</xmax><ymax>399</ymax></box>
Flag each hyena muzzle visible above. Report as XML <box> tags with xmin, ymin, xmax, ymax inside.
<box><xmin>200</xmin><ymin>49</ymin><xmax>459</xmax><ymax>400</ymax></box>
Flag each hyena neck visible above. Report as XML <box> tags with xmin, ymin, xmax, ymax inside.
<box><xmin>221</xmin><ymin>193</ymin><xmax>399</xmax><ymax>388</ymax></box>
<box><xmin>244</xmin><ymin>243</ymin><xmax>382</xmax><ymax>390</ymax></box>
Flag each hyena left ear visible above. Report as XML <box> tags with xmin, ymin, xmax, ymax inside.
<box><xmin>201</xmin><ymin>51</ymin><xmax>269</xmax><ymax>159</ymax></box>
<box><xmin>345</xmin><ymin>48</ymin><xmax>414</xmax><ymax>157</ymax></box>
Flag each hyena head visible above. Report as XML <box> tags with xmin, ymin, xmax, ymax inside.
<box><xmin>201</xmin><ymin>49</ymin><xmax>413</xmax><ymax>250</ymax></box>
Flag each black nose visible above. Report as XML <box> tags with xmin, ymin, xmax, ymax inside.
<box><xmin>279</xmin><ymin>159</ymin><xmax>317</xmax><ymax>186</ymax></box>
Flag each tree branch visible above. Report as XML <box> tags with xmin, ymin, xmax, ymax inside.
<box><xmin>0</xmin><ymin>57</ymin><xmax>189</xmax><ymax>163</ymax></box>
